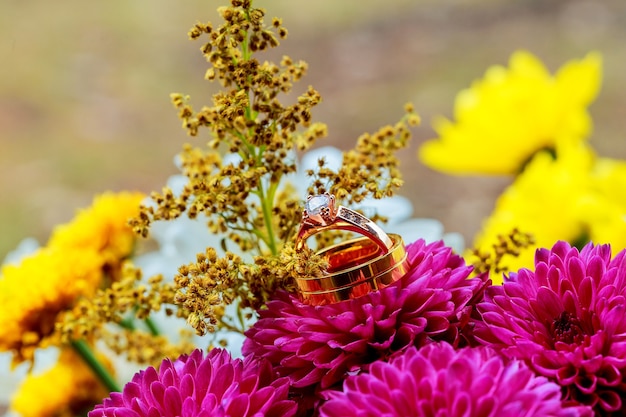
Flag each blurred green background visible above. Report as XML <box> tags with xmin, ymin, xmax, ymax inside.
<box><xmin>2</xmin><ymin>0</ymin><xmax>625</xmax><ymax>259</ymax></box>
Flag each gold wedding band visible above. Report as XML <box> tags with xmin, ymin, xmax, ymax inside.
<box><xmin>296</xmin><ymin>234</ymin><xmax>409</xmax><ymax>305</ymax></box>
<box><xmin>294</xmin><ymin>194</ymin><xmax>409</xmax><ymax>305</ymax></box>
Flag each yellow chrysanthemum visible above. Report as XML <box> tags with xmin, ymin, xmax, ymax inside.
<box><xmin>0</xmin><ymin>247</ymin><xmax>103</xmax><ymax>364</ymax></box>
<box><xmin>11</xmin><ymin>348</ymin><xmax>111</xmax><ymax>417</ymax></box>
<box><xmin>48</xmin><ymin>191</ymin><xmax>144</xmax><ymax>267</ymax></box>
<box><xmin>0</xmin><ymin>191</ymin><xmax>144</xmax><ymax>365</ymax></box>
<box><xmin>419</xmin><ymin>50</ymin><xmax>602</xmax><ymax>175</ymax></box>
<box><xmin>468</xmin><ymin>144</ymin><xmax>597</xmax><ymax>283</ymax></box>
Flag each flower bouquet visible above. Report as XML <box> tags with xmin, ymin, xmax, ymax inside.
<box><xmin>2</xmin><ymin>1</ymin><xmax>626</xmax><ymax>416</ymax></box>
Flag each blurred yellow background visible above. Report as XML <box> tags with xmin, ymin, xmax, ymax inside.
<box><xmin>2</xmin><ymin>0</ymin><xmax>625</xmax><ymax>259</ymax></box>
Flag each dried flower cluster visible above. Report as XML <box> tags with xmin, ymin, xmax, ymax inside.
<box><xmin>103</xmin><ymin>328</ymin><xmax>195</xmax><ymax>367</ymax></box>
<box><xmin>470</xmin><ymin>228</ymin><xmax>535</xmax><ymax>275</ymax></box>
<box><xmin>54</xmin><ymin>263</ymin><xmax>193</xmax><ymax>366</ymax></box>
<box><xmin>129</xmin><ymin>0</ymin><xmax>418</xmax><ymax>336</ymax></box>
<box><xmin>307</xmin><ymin>103</ymin><xmax>420</xmax><ymax>205</ymax></box>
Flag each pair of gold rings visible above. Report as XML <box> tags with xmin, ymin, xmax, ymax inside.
<box><xmin>294</xmin><ymin>193</ymin><xmax>409</xmax><ymax>305</ymax></box>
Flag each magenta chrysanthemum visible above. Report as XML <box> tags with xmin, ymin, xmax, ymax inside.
<box><xmin>475</xmin><ymin>241</ymin><xmax>626</xmax><ymax>414</ymax></box>
<box><xmin>243</xmin><ymin>240</ymin><xmax>487</xmax><ymax>402</ymax></box>
<box><xmin>319</xmin><ymin>343</ymin><xmax>592</xmax><ymax>417</ymax></box>
<box><xmin>89</xmin><ymin>348</ymin><xmax>296</xmax><ymax>417</ymax></box>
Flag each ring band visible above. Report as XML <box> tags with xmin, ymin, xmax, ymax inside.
<box><xmin>295</xmin><ymin>194</ymin><xmax>393</xmax><ymax>254</ymax></box>
<box><xmin>296</xmin><ymin>234</ymin><xmax>409</xmax><ymax>305</ymax></box>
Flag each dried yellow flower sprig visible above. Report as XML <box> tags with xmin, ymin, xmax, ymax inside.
<box><xmin>470</xmin><ymin>228</ymin><xmax>536</xmax><ymax>275</ymax></box>
<box><xmin>103</xmin><ymin>327</ymin><xmax>195</xmax><ymax>367</ymax></box>
<box><xmin>55</xmin><ymin>263</ymin><xmax>178</xmax><ymax>342</ymax></box>
<box><xmin>308</xmin><ymin>103</ymin><xmax>421</xmax><ymax>205</ymax></box>
<box><xmin>131</xmin><ymin>0</ymin><xmax>327</xmax><ymax>258</ymax></box>
<box><xmin>129</xmin><ymin>0</ymin><xmax>419</xmax><ymax>336</ymax></box>
<box><xmin>55</xmin><ymin>262</ymin><xmax>195</xmax><ymax>365</ymax></box>
<box><xmin>175</xmin><ymin>243</ymin><xmax>327</xmax><ymax>335</ymax></box>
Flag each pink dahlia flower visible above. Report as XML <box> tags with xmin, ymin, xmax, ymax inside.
<box><xmin>243</xmin><ymin>240</ymin><xmax>487</xmax><ymax>403</ymax></box>
<box><xmin>319</xmin><ymin>343</ymin><xmax>592</xmax><ymax>417</ymax></box>
<box><xmin>475</xmin><ymin>241</ymin><xmax>626</xmax><ymax>414</ymax></box>
<box><xmin>89</xmin><ymin>348</ymin><xmax>296</xmax><ymax>417</ymax></box>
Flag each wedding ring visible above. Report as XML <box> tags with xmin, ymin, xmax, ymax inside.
<box><xmin>296</xmin><ymin>234</ymin><xmax>409</xmax><ymax>305</ymax></box>
<box><xmin>295</xmin><ymin>193</ymin><xmax>393</xmax><ymax>254</ymax></box>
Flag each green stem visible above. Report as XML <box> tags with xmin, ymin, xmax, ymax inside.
<box><xmin>144</xmin><ymin>316</ymin><xmax>161</xmax><ymax>337</ymax></box>
<box><xmin>236</xmin><ymin>302</ymin><xmax>247</xmax><ymax>331</ymax></box>
<box><xmin>267</xmin><ymin>177</ymin><xmax>280</xmax><ymax>206</ymax></box>
<box><xmin>238</xmin><ymin>6</ymin><xmax>277</xmax><ymax>256</ymax></box>
<box><xmin>233</xmin><ymin>128</ymin><xmax>254</xmax><ymax>157</ymax></box>
<box><xmin>118</xmin><ymin>316</ymin><xmax>136</xmax><ymax>331</ymax></box>
<box><xmin>241</xmin><ymin>38</ymin><xmax>250</xmax><ymax>62</ymax></box>
<box><xmin>71</xmin><ymin>339</ymin><xmax>121</xmax><ymax>393</ymax></box>
<box><xmin>258</xmin><ymin>181</ymin><xmax>278</xmax><ymax>255</ymax></box>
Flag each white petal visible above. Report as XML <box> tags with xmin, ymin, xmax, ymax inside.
<box><xmin>385</xmin><ymin>218</ymin><xmax>444</xmax><ymax>243</ymax></box>
<box><xmin>300</xmin><ymin>146</ymin><xmax>343</xmax><ymax>172</ymax></box>
<box><xmin>356</xmin><ymin>195</ymin><xmax>414</xmax><ymax>224</ymax></box>
<box><xmin>1</xmin><ymin>237</ymin><xmax>40</xmax><ymax>266</ymax></box>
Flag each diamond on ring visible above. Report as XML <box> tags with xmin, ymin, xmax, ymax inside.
<box><xmin>303</xmin><ymin>193</ymin><xmax>336</xmax><ymax>226</ymax></box>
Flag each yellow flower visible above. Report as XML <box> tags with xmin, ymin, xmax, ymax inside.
<box><xmin>48</xmin><ymin>191</ymin><xmax>144</xmax><ymax>267</ymax></box>
<box><xmin>419</xmin><ymin>50</ymin><xmax>602</xmax><ymax>175</ymax></box>
<box><xmin>0</xmin><ymin>191</ymin><xmax>143</xmax><ymax>365</ymax></box>
<box><xmin>468</xmin><ymin>144</ymin><xmax>596</xmax><ymax>283</ymax></box>
<box><xmin>0</xmin><ymin>247</ymin><xmax>103</xmax><ymax>364</ymax></box>
<box><xmin>11</xmin><ymin>348</ymin><xmax>111</xmax><ymax>417</ymax></box>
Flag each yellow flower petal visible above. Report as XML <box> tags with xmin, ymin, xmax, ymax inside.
<box><xmin>555</xmin><ymin>51</ymin><xmax>602</xmax><ymax>107</ymax></box>
<box><xmin>419</xmin><ymin>51</ymin><xmax>602</xmax><ymax>175</ymax></box>
<box><xmin>585</xmin><ymin>157</ymin><xmax>626</xmax><ymax>248</ymax></box>
<box><xmin>48</xmin><ymin>191</ymin><xmax>144</xmax><ymax>268</ymax></box>
<box><xmin>0</xmin><ymin>248</ymin><xmax>103</xmax><ymax>364</ymax></box>
<box><xmin>48</xmin><ymin>191</ymin><xmax>144</xmax><ymax>253</ymax></box>
<box><xmin>11</xmin><ymin>348</ymin><xmax>111</xmax><ymax>417</ymax></box>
